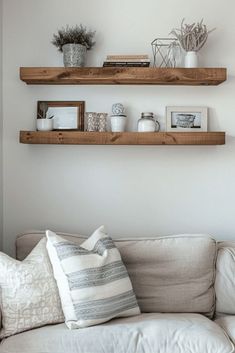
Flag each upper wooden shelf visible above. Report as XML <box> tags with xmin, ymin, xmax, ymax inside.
<box><xmin>20</xmin><ymin>67</ymin><xmax>227</xmax><ymax>86</ymax></box>
<box><xmin>20</xmin><ymin>131</ymin><xmax>225</xmax><ymax>145</ymax></box>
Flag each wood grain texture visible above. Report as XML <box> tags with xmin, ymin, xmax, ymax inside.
<box><xmin>20</xmin><ymin>67</ymin><xmax>227</xmax><ymax>85</ymax></box>
<box><xmin>19</xmin><ymin>131</ymin><xmax>225</xmax><ymax>145</ymax></box>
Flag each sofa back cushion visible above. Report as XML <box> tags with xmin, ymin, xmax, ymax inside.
<box><xmin>215</xmin><ymin>241</ymin><xmax>235</xmax><ymax>316</ymax></box>
<box><xmin>16</xmin><ymin>231</ymin><xmax>216</xmax><ymax>317</ymax></box>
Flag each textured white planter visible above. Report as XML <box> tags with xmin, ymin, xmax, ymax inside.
<box><xmin>110</xmin><ymin>115</ymin><xmax>127</xmax><ymax>132</ymax></box>
<box><xmin>36</xmin><ymin>119</ymin><xmax>53</xmax><ymax>131</ymax></box>
<box><xmin>184</xmin><ymin>51</ymin><xmax>198</xmax><ymax>68</ymax></box>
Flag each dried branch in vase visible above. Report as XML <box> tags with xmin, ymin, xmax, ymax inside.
<box><xmin>170</xmin><ymin>19</ymin><xmax>215</xmax><ymax>52</ymax></box>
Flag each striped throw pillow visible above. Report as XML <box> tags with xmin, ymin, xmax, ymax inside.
<box><xmin>46</xmin><ymin>226</ymin><xmax>140</xmax><ymax>329</ymax></box>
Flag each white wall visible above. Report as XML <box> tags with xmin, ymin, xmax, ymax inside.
<box><xmin>2</xmin><ymin>0</ymin><xmax>235</xmax><ymax>255</ymax></box>
<box><xmin>0</xmin><ymin>0</ymin><xmax>3</xmax><ymax>250</ymax></box>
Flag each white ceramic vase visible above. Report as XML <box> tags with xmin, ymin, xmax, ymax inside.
<box><xmin>110</xmin><ymin>115</ymin><xmax>127</xmax><ymax>132</ymax></box>
<box><xmin>36</xmin><ymin>119</ymin><xmax>53</xmax><ymax>131</ymax></box>
<box><xmin>184</xmin><ymin>51</ymin><xmax>198</xmax><ymax>68</ymax></box>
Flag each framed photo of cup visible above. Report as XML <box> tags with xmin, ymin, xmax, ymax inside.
<box><xmin>37</xmin><ymin>101</ymin><xmax>85</xmax><ymax>131</ymax></box>
<box><xmin>166</xmin><ymin>106</ymin><xmax>208</xmax><ymax>132</ymax></box>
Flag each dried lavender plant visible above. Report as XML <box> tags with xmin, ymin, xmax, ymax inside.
<box><xmin>170</xmin><ymin>19</ymin><xmax>215</xmax><ymax>52</ymax></box>
<box><xmin>52</xmin><ymin>25</ymin><xmax>96</xmax><ymax>52</ymax></box>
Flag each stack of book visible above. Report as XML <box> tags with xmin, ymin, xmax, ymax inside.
<box><xmin>103</xmin><ymin>55</ymin><xmax>150</xmax><ymax>67</ymax></box>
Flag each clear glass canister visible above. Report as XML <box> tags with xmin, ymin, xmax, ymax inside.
<box><xmin>137</xmin><ymin>112</ymin><xmax>160</xmax><ymax>132</ymax></box>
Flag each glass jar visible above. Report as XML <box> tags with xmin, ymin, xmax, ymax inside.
<box><xmin>137</xmin><ymin>112</ymin><xmax>160</xmax><ymax>132</ymax></box>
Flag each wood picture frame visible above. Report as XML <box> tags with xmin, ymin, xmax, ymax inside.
<box><xmin>37</xmin><ymin>101</ymin><xmax>85</xmax><ymax>131</ymax></box>
<box><xmin>166</xmin><ymin>106</ymin><xmax>208</xmax><ymax>132</ymax></box>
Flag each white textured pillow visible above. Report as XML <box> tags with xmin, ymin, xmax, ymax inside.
<box><xmin>46</xmin><ymin>226</ymin><xmax>140</xmax><ymax>329</ymax></box>
<box><xmin>0</xmin><ymin>238</ymin><xmax>64</xmax><ymax>338</ymax></box>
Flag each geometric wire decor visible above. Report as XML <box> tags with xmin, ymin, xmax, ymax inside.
<box><xmin>151</xmin><ymin>38</ymin><xmax>182</xmax><ymax>68</ymax></box>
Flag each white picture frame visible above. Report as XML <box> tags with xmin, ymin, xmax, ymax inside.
<box><xmin>166</xmin><ymin>106</ymin><xmax>208</xmax><ymax>132</ymax></box>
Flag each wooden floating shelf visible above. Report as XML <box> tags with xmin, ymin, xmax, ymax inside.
<box><xmin>20</xmin><ymin>67</ymin><xmax>227</xmax><ymax>86</ymax></box>
<box><xmin>20</xmin><ymin>131</ymin><xmax>225</xmax><ymax>145</ymax></box>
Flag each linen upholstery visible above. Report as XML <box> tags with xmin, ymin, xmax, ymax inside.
<box><xmin>16</xmin><ymin>231</ymin><xmax>87</xmax><ymax>261</ymax></box>
<box><xmin>46</xmin><ymin>227</ymin><xmax>140</xmax><ymax>328</ymax></box>
<box><xmin>118</xmin><ymin>234</ymin><xmax>216</xmax><ymax>316</ymax></box>
<box><xmin>215</xmin><ymin>245</ymin><xmax>235</xmax><ymax>316</ymax></box>
<box><xmin>0</xmin><ymin>238</ymin><xmax>64</xmax><ymax>338</ymax></box>
<box><xmin>16</xmin><ymin>231</ymin><xmax>216</xmax><ymax>317</ymax></box>
<box><xmin>0</xmin><ymin>313</ymin><xmax>233</xmax><ymax>353</ymax></box>
<box><xmin>216</xmin><ymin>316</ymin><xmax>235</xmax><ymax>347</ymax></box>
<box><xmin>217</xmin><ymin>241</ymin><xmax>235</xmax><ymax>250</ymax></box>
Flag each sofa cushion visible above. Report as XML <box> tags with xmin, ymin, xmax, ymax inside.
<box><xmin>16</xmin><ymin>231</ymin><xmax>216</xmax><ymax>317</ymax></box>
<box><xmin>216</xmin><ymin>316</ymin><xmax>235</xmax><ymax>346</ymax></box>
<box><xmin>0</xmin><ymin>238</ymin><xmax>64</xmax><ymax>339</ymax></box>
<box><xmin>46</xmin><ymin>227</ymin><xmax>140</xmax><ymax>329</ymax></box>
<box><xmin>0</xmin><ymin>313</ymin><xmax>233</xmax><ymax>353</ymax></box>
<box><xmin>215</xmin><ymin>246</ymin><xmax>235</xmax><ymax>316</ymax></box>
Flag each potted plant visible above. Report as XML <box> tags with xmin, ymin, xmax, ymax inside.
<box><xmin>52</xmin><ymin>25</ymin><xmax>96</xmax><ymax>67</ymax></box>
<box><xmin>170</xmin><ymin>19</ymin><xmax>215</xmax><ymax>68</ymax></box>
<box><xmin>36</xmin><ymin>102</ymin><xmax>54</xmax><ymax>131</ymax></box>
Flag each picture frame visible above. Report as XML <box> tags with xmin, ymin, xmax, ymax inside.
<box><xmin>37</xmin><ymin>101</ymin><xmax>85</xmax><ymax>131</ymax></box>
<box><xmin>166</xmin><ymin>106</ymin><xmax>208</xmax><ymax>132</ymax></box>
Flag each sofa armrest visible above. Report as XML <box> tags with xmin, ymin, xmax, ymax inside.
<box><xmin>0</xmin><ymin>288</ymin><xmax>2</xmax><ymax>332</ymax></box>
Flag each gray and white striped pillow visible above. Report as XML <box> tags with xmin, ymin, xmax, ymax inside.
<box><xmin>46</xmin><ymin>226</ymin><xmax>140</xmax><ymax>329</ymax></box>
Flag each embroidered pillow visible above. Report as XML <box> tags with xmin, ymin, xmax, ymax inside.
<box><xmin>46</xmin><ymin>226</ymin><xmax>140</xmax><ymax>329</ymax></box>
<box><xmin>0</xmin><ymin>238</ymin><xmax>64</xmax><ymax>338</ymax></box>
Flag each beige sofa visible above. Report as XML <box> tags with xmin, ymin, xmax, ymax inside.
<box><xmin>1</xmin><ymin>231</ymin><xmax>235</xmax><ymax>353</ymax></box>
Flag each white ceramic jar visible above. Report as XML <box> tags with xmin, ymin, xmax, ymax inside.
<box><xmin>36</xmin><ymin>119</ymin><xmax>53</xmax><ymax>131</ymax></box>
<box><xmin>110</xmin><ymin>115</ymin><xmax>127</xmax><ymax>132</ymax></box>
<box><xmin>184</xmin><ymin>51</ymin><xmax>198</xmax><ymax>68</ymax></box>
<box><xmin>137</xmin><ymin>113</ymin><xmax>160</xmax><ymax>132</ymax></box>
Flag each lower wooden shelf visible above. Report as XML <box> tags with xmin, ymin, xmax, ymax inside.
<box><xmin>19</xmin><ymin>131</ymin><xmax>225</xmax><ymax>145</ymax></box>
